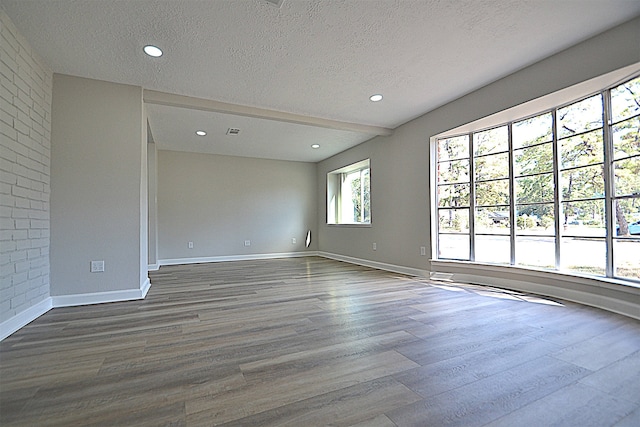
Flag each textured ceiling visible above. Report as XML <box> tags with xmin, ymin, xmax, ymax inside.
<box><xmin>2</xmin><ymin>0</ymin><xmax>640</xmax><ymax>162</ymax></box>
<box><xmin>146</xmin><ymin>104</ymin><xmax>367</xmax><ymax>162</ymax></box>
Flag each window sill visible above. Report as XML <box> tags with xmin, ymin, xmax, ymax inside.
<box><xmin>430</xmin><ymin>259</ymin><xmax>640</xmax><ymax>290</ymax></box>
<box><xmin>326</xmin><ymin>223</ymin><xmax>372</xmax><ymax>228</ymax></box>
<box><xmin>429</xmin><ymin>259</ymin><xmax>640</xmax><ymax>320</ymax></box>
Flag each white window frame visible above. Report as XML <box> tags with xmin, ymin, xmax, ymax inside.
<box><xmin>327</xmin><ymin>159</ymin><xmax>371</xmax><ymax>225</ymax></box>
<box><xmin>431</xmin><ymin>69</ymin><xmax>640</xmax><ymax>285</ymax></box>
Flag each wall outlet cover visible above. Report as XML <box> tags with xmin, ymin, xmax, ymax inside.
<box><xmin>90</xmin><ymin>260</ymin><xmax>105</xmax><ymax>273</ymax></box>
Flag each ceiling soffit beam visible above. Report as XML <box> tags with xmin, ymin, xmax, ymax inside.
<box><xmin>143</xmin><ymin>89</ymin><xmax>394</xmax><ymax>137</ymax></box>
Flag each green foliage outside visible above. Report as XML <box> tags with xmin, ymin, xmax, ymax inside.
<box><xmin>437</xmin><ymin>76</ymin><xmax>640</xmax><ymax>235</ymax></box>
<box><xmin>436</xmin><ymin>76</ymin><xmax>640</xmax><ymax>280</ymax></box>
<box><xmin>350</xmin><ymin>169</ymin><xmax>370</xmax><ymax>223</ymax></box>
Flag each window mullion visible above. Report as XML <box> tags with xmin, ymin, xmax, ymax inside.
<box><xmin>602</xmin><ymin>89</ymin><xmax>615</xmax><ymax>278</ymax></box>
<box><xmin>469</xmin><ymin>132</ymin><xmax>475</xmax><ymax>261</ymax></box>
<box><xmin>433</xmin><ymin>73</ymin><xmax>639</xmax><ymax>281</ymax></box>
<box><xmin>360</xmin><ymin>169</ymin><xmax>365</xmax><ymax>223</ymax></box>
<box><xmin>508</xmin><ymin>123</ymin><xmax>516</xmax><ymax>266</ymax></box>
<box><xmin>338</xmin><ymin>174</ymin><xmax>344</xmax><ymax>223</ymax></box>
<box><xmin>432</xmin><ymin>141</ymin><xmax>439</xmax><ymax>259</ymax></box>
<box><xmin>551</xmin><ymin>109</ymin><xmax>561</xmax><ymax>270</ymax></box>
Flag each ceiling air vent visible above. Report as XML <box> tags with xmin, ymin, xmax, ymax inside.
<box><xmin>227</xmin><ymin>128</ymin><xmax>241</xmax><ymax>136</ymax></box>
<box><xmin>262</xmin><ymin>0</ymin><xmax>285</xmax><ymax>7</ymax></box>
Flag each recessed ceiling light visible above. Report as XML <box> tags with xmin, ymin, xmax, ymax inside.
<box><xmin>369</xmin><ymin>94</ymin><xmax>383</xmax><ymax>102</ymax></box>
<box><xmin>195</xmin><ymin>130</ymin><xmax>207</xmax><ymax>136</ymax></box>
<box><xmin>143</xmin><ymin>45</ymin><xmax>163</xmax><ymax>57</ymax></box>
<box><xmin>311</xmin><ymin>144</ymin><xmax>320</xmax><ymax>149</ymax></box>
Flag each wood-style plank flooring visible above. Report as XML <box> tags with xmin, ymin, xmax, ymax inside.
<box><xmin>1</xmin><ymin>256</ymin><xmax>639</xmax><ymax>426</ymax></box>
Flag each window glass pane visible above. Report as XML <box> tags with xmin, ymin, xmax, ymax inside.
<box><xmin>561</xmin><ymin>237</ymin><xmax>605</xmax><ymax>276</ymax></box>
<box><xmin>361</xmin><ymin>168</ymin><xmax>370</xmax><ymax>222</ymax></box>
<box><xmin>611</xmin><ymin>75</ymin><xmax>640</xmax><ymax>123</ymax></box>
<box><xmin>559</xmin><ymin>129</ymin><xmax>604</xmax><ymax>169</ymax></box>
<box><xmin>475</xmin><ymin>207</ymin><xmax>510</xmax><ymax>234</ymax></box>
<box><xmin>341</xmin><ymin>168</ymin><xmax>370</xmax><ymax>224</ymax></box>
<box><xmin>342</xmin><ymin>170</ymin><xmax>357</xmax><ymax>221</ymax></box>
<box><xmin>438</xmin><ymin>208</ymin><xmax>469</xmax><ymax>233</ymax></box>
<box><xmin>516</xmin><ymin>173</ymin><xmax>554</xmax><ymax>204</ymax></box>
<box><xmin>612</xmin><ymin>116</ymin><xmax>640</xmax><ymax>160</ymax></box>
<box><xmin>438</xmin><ymin>233</ymin><xmax>469</xmax><ymax>260</ymax></box>
<box><xmin>475</xmin><ymin>179</ymin><xmax>509</xmax><ymax>207</ymax></box>
<box><xmin>513</xmin><ymin>112</ymin><xmax>553</xmax><ymax>149</ymax></box>
<box><xmin>473</xmin><ymin>126</ymin><xmax>508</xmax><ymax>156</ymax></box>
<box><xmin>561</xmin><ymin>200</ymin><xmax>605</xmax><ymax>237</ymax></box>
<box><xmin>614</xmin><ymin>198</ymin><xmax>640</xmax><ymax>237</ymax></box>
<box><xmin>475</xmin><ymin>235</ymin><xmax>510</xmax><ymax>264</ymax></box>
<box><xmin>613</xmin><ymin>238</ymin><xmax>640</xmax><ymax>280</ymax></box>
<box><xmin>516</xmin><ymin>203</ymin><xmax>555</xmax><ymax>235</ymax></box>
<box><xmin>438</xmin><ymin>184</ymin><xmax>470</xmax><ymax>208</ymax></box>
<box><xmin>516</xmin><ymin>236</ymin><xmax>555</xmax><ymax>269</ymax></box>
<box><xmin>613</xmin><ymin>156</ymin><xmax>640</xmax><ymax>198</ymax></box>
<box><xmin>561</xmin><ymin>164</ymin><xmax>605</xmax><ymax>201</ymax></box>
<box><xmin>328</xmin><ymin>159</ymin><xmax>370</xmax><ymax>225</ymax></box>
<box><xmin>438</xmin><ymin>135</ymin><xmax>469</xmax><ymax>161</ymax></box>
<box><xmin>438</xmin><ymin>159</ymin><xmax>469</xmax><ymax>184</ymax></box>
<box><xmin>433</xmin><ymin>73</ymin><xmax>640</xmax><ymax>284</ymax></box>
<box><xmin>475</xmin><ymin>152</ymin><xmax>509</xmax><ymax>180</ymax></box>
<box><xmin>558</xmin><ymin>94</ymin><xmax>603</xmax><ymax>139</ymax></box>
<box><xmin>514</xmin><ymin>142</ymin><xmax>553</xmax><ymax>176</ymax></box>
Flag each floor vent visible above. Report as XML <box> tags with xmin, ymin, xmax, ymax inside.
<box><xmin>430</xmin><ymin>272</ymin><xmax>454</xmax><ymax>282</ymax></box>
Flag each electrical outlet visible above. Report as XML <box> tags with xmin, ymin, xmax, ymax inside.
<box><xmin>188</xmin><ymin>241</ymin><xmax>194</xmax><ymax>249</ymax></box>
<box><xmin>292</xmin><ymin>237</ymin><xmax>296</xmax><ymax>244</ymax></box>
<box><xmin>420</xmin><ymin>246</ymin><xmax>426</xmax><ymax>256</ymax></box>
<box><xmin>373</xmin><ymin>242</ymin><xmax>377</xmax><ymax>250</ymax></box>
<box><xmin>90</xmin><ymin>260</ymin><xmax>105</xmax><ymax>273</ymax></box>
<box><xmin>244</xmin><ymin>240</ymin><xmax>251</xmax><ymax>247</ymax></box>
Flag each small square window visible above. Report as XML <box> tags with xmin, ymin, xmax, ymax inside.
<box><xmin>327</xmin><ymin>159</ymin><xmax>370</xmax><ymax>224</ymax></box>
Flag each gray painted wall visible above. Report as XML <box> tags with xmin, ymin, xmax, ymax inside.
<box><xmin>50</xmin><ymin>74</ymin><xmax>147</xmax><ymax>295</ymax></box>
<box><xmin>157</xmin><ymin>150</ymin><xmax>318</xmax><ymax>261</ymax></box>
<box><xmin>317</xmin><ymin>16</ymin><xmax>640</xmax><ymax>274</ymax></box>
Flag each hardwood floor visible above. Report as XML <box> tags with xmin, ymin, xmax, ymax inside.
<box><xmin>1</xmin><ymin>256</ymin><xmax>639</xmax><ymax>426</ymax></box>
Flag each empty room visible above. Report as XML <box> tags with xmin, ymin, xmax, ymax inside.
<box><xmin>1</xmin><ymin>1</ymin><xmax>639</xmax><ymax>425</ymax></box>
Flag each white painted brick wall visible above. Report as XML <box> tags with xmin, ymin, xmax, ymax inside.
<box><xmin>0</xmin><ymin>11</ymin><xmax>52</xmax><ymax>323</ymax></box>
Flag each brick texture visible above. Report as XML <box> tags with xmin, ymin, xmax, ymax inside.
<box><xmin>0</xmin><ymin>11</ymin><xmax>52</xmax><ymax>323</ymax></box>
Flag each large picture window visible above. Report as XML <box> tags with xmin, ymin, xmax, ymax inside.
<box><xmin>327</xmin><ymin>159</ymin><xmax>371</xmax><ymax>225</ymax></box>
<box><xmin>434</xmin><ymin>75</ymin><xmax>640</xmax><ymax>283</ymax></box>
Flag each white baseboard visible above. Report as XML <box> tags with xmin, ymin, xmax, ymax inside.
<box><xmin>158</xmin><ymin>251</ymin><xmax>319</xmax><ymax>266</ymax></box>
<box><xmin>2</xmin><ymin>252</ymin><xmax>417</xmax><ymax>341</ymax></box>
<box><xmin>140</xmin><ymin>277</ymin><xmax>151</xmax><ymax>298</ymax></box>
<box><xmin>148</xmin><ymin>263</ymin><xmax>160</xmax><ymax>271</ymax></box>
<box><xmin>451</xmin><ymin>271</ymin><xmax>639</xmax><ymax>321</ymax></box>
<box><xmin>0</xmin><ymin>297</ymin><xmax>53</xmax><ymax>341</ymax></box>
<box><xmin>2</xmin><ymin>252</ymin><xmax>319</xmax><ymax>340</ymax></box>
<box><xmin>430</xmin><ymin>261</ymin><xmax>640</xmax><ymax>321</ymax></box>
<box><xmin>319</xmin><ymin>253</ymin><xmax>640</xmax><ymax>320</ymax></box>
<box><xmin>318</xmin><ymin>251</ymin><xmax>430</xmax><ymax>278</ymax></box>
<box><xmin>4</xmin><ymin>255</ymin><xmax>637</xmax><ymax>341</ymax></box>
<box><xmin>52</xmin><ymin>281</ymin><xmax>151</xmax><ymax>308</ymax></box>
<box><xmin>1</xmin><ymin>278</ymin><xmax>152</xmax><ymax>341</ymax></box>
